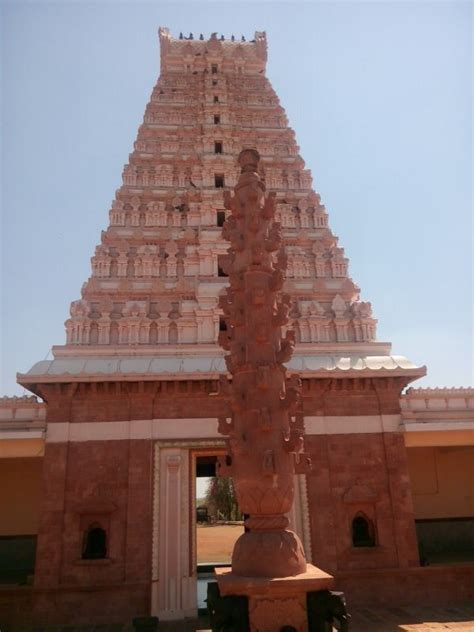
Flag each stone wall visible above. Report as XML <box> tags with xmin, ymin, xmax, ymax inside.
<box><xmin>336</xmin><ymin>565</ymin><xmax>474</xmax><ymax>607</ymax></box>
<box><xmin>26</xmin><ymin>374</ymin><xmax>423</xmax><ymax>623</ymax></box>
<box><xmin>305</xmin><ymin>431</ymin><xmax>419</xmax><ymax>573</ymax></box>
<box><xmin>33</xmin><ymin>439</ymin><xmax>153</xmax><ymax>623</ymax></box>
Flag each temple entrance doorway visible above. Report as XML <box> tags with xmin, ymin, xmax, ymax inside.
<box><xmin>194</xmin><ymin>453</ymin><xmax>244</xmax><ymax>614</ymax></box>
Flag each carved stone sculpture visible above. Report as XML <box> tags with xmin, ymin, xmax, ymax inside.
<box><xmin>217</xmin><ymin>149</ymin><xmax>311</xmax><ymax>577</ymax></box>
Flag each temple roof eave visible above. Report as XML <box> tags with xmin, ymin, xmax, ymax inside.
<box><xmin>51</xmin><ymin>341</ymin><xmax>393</xmax><ymax>358</ymax></box>
<box><xmin>17</xmin><ymin>354</ymin><xmax>427</xmax><ymax>389</ymax></box>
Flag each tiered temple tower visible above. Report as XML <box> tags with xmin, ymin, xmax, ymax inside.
<box><xmin>17</xmin><ymin>29</ymin><xmax>426</xmax><ymax>624</ymax></box>
<box><xmin>60</xmin><ymin>28</ymin><xmax>377</xmax><ymax>357</ymax></box>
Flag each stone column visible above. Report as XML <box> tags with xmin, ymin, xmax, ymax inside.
<box><xmin>154</xmin><ymin>448</ymin><xmax>195</xmax><ymax>620</ymax></box>
<box><xmin>214</xmin><ymin>149</ymin><xmax>335</xmax><ymax>632</ymax></box>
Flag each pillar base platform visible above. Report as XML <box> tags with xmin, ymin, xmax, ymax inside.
<box><xmin>215</xmin><ymin>564</ymin><xmax>335</xmax><ymax>632</ymax></box>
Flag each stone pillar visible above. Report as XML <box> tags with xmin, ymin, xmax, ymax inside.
<box><xmin>154</xmin><ymin>448</ymin><xmax>196</xmax><ymax>620</ymax></box>
<box><xmin>214</xmin><ymin>149</ymin><xmax>335</xmax><ymax>630</ymax></box>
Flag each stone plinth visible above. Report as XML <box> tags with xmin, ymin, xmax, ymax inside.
<box><xmin>215</xmin><ymin>564</ymin><xmax>334</xmax><ymax>632</ymax></box>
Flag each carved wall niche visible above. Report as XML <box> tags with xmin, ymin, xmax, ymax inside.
<box><xmin>351</xmin><ymin>512</ymin><xmax>377</xmax><ymax>548</ymax></box>
<box><xmin>80</xmin><ymin>515</ymin><xmax>110</xmax><ymax>560</ymax></box>
<box><xmin>342</xmin><ymin>482</ymin><xmax>379</xmax><ymax>551</ymax></box>
<box><xmin>66</xmin><ymin>498</ymin><xmax>118</xmax><ymax>568</ymax></box>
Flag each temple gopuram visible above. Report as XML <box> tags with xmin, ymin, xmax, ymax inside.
<box><xmin>1</xmin><ymin>28</ymin><xmax>473</xmax><ymax>627</ymax></box>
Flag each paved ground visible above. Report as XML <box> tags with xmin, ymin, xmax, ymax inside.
<box><xmin>348</xmin><ymin>604</ymin><xmax>474</xmax><ymax>631</ymax></box>
<box><xmin>4</xmin><ymin>605</ymin><xmax>474</xmax><ymax>631</ymax></box>
<box><xmin>153</xmin><ymin>604</ymin><xmax>474</xmax><ymax>631</ymax></box>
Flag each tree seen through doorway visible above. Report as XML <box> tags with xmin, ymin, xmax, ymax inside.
<box><xmin>205</xmin><ymin>476</ymin><xmax>241</xmax><ymax>521</ymax></box>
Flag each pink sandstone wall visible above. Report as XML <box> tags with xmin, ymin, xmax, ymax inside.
<box><xmin>2</xmin><ymin>378</ymin><xmax>473</xmax><ymax>624</ymax></box>
<box><xmin>27</xmin><ymin>375</ymin><xmax>424</xmax><ymax>623</ymax></box>
<box><xmin>336</xmin><ymin>565</ymin><xmax>474</xmax><ymax>606</ymax></box>
<box><xmin>31</xmin><ymin>380</ymin><xmax>228</xmax><ymax>621</ymax></box>
<box><xmin>40</xmin><ymin>380</ymin><xmax>227</xmax><ymax>424</ymax></box>
<box><xmin>33</xmin><ymin>439</ymin><xmax>153</xmax><ymax>623</ymax></box>
<box><xmin>306</xmin><ymin>432</ymin><xmax>419</xmax><ymax>573</ymax></box>
<box><xmin>303</xmin><ymin>377</ymin><xmax>419</xmax><ymax>573</ymax></box>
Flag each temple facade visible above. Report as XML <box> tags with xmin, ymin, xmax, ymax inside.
<box><xmin>1</xmin><ymin>29</ymin><xmax>473</xmax><ymax>626</ymax></box>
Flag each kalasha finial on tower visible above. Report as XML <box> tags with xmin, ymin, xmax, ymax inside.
<box><xmin>217</xmin><ymin>149</ymin><xmax>311</xmax><ymax>578</ymax></box>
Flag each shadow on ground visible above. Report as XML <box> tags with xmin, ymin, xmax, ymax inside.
<box><xmin>3</xmin><ymin>604</ymin><xmax>474</xmax><ymax>631</ymax></box>
<box><xmin>162</xmin><ymin>604</ymin><xmax>474</xmax><ymax>631</ymax></box>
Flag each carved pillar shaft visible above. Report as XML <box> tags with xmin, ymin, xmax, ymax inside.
<box><xmin>217</xmin><ymin>149</ymin><xmax>311</xmax><ymax>578</ymax></box>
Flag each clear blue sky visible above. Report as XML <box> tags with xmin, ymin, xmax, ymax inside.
<box><xmin>1</xmin><ymin>1</ymin><xmax>472</xmax><ymax>396</ymax></box>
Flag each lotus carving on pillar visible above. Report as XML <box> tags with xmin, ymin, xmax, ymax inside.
<box><xmin>217</xmin><ymin>148</ymin><xmax>311</xmax><ymax>578</ymax></box>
